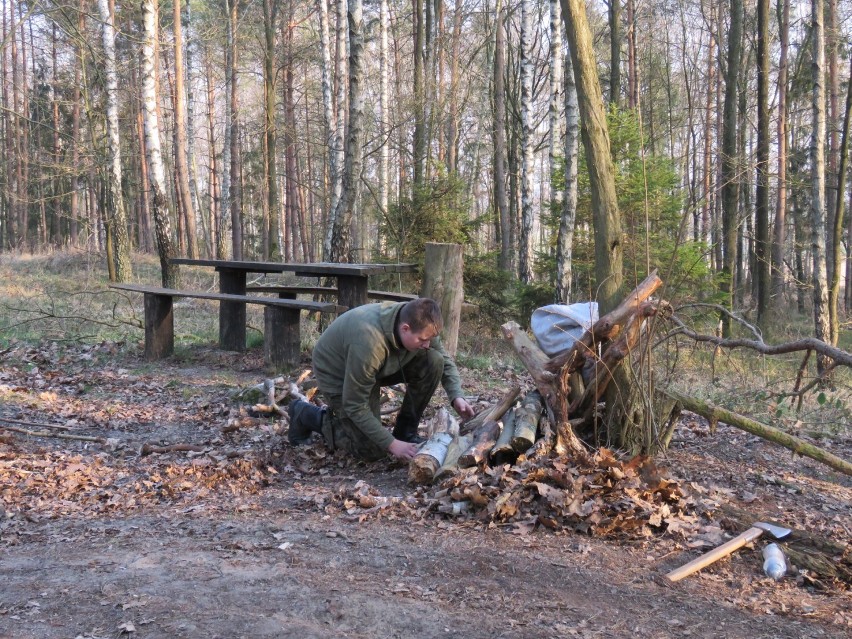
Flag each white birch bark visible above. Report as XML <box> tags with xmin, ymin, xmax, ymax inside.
<box><xmin>97</xmin><ymin>0</ymin><xmax>131</xmax><ymax>280</ymax></box>
<box><xmin>519</xmin><ymin>0</ymin><xmax>535</xmax><ymax>283</ymax></box>
<box><xmin>324</xmin><ymin>0</ymin><xmax>348</xmax><ymax>260</ymax></box>
<box><xmin>556</xmin><ymin>45</ymin><xmax>578</xmax><ymax>304</ymax></box>
<box><xmin>810</xmin><ymin>0</ymin><xmax>831</xmax><ymax>373</ymax></box>
<box><xmin>328</xmin><ymin>0</ymin><xmax>363</xmax><ymax>263</ymax></box>
<box><xmin>379</xmin><ymin>0</ymin><xmax>389</xmax><ymax>217</ymax></box>
<box><xmin>141</xmin><ymin>0</ymin><xmax>178</xmax><ymax>286</ymax></box>
<box><xmin>548</xmin><ymin>0</ymin><xmax>563</xmax><ymax>214</ymax></box>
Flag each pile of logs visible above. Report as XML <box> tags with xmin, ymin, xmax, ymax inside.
<box><xmin>409</xmin><ymin>271</ymin><xmax>668</xmax><ymax>484</ymax></box>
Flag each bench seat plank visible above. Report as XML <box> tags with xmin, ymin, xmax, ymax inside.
<box><xmin>110</xmin><ymin>283</ymin><xmax>344</xmax><ymax>367</ymax></box>
<box><xmin>245</xmin><ymin>284</ymin><xmax>417</xmax><ymax>303</ymax></box>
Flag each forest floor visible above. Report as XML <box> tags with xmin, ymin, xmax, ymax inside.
<box><xmin>0</xmin><ymin>337</ymin><xmax>850</xmax><ymax>639</ymax></box>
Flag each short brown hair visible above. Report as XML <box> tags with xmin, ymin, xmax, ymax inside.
<box><xmin>400</xmin><ymin>298</ymin><xmax>444</xmax><ymax>333</ymax></box>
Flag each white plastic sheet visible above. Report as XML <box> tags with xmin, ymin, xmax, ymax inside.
<box><xmin>530</xmin><ymin>302</ymin><xmax>598</xmax><ymax>357</ymax></box>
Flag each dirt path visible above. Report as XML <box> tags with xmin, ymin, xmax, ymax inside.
<box><xmin>1</xmin><ymin>345</ymin><xmax>849</xmax><ymax>638</ymax></box>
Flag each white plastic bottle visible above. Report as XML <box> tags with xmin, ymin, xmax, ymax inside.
<box><xmin>762</xmin><ymin>543</ymin><xmax>787</xmax><ymax>580</ymax></box>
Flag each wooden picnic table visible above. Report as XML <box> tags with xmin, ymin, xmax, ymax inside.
<box><xmin>170</xmin><ymin>258</ymin><xmax>418</xmax><ymax>351</ymax></box>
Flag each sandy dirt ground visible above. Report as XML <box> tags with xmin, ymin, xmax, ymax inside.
<box><xmin>1</xmin><ymin>343</ymin><xmax>849</xmax><ymax>639</ymax></box>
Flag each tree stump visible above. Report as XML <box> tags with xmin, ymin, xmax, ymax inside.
<box><xmin>421</xmin><ymin>242</ymin><xmax>464</xmax><ymax>357</ymax></box>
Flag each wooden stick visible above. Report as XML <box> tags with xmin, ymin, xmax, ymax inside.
<box><xmin>0</xmin><ymin>417</ymin><xmax>72</xmax><ymax>431</ymax></box>
<box><xmin>0</xmin><ymin>425</ymin><xmax>105</xmax><ymax>443</ymax></box>
<box><xmin>661</xmin><ymin>389</ymin><xmax>852</xmax><ymax>476</ymax></box>
<box><xmin>500</xmin><ymin>323</ymin><xmax>560</xmax><ymax>419</ymax></box>
<box><xmin>458</xmin><ymin>420</ymin><xmax>500</xmax><ymax>468</ymax></box>
<box><xmin>140</xmin><ymin>443</ymin><xmax>206</xmax><ymax>456</ymax></box>
<box><xmin>460</xmin><ymin>385</ymin><xmax>521</xmax><ymax>434</ymax></box>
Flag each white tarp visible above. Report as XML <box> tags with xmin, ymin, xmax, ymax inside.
<box><xmin>530</xmin><ymin>302</ymin><xmax>598</xmax><ymax>357</ymax></box>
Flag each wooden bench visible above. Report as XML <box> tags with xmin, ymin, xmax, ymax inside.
<box><xmin>245</xmin><ymin>285</ymin><xmax>418</xmax><ymax>303</ymax></box>
<box><xmin>110</xmin><ymin>283</ymin><xmax>346</xmax><ymax>367</ymax></box>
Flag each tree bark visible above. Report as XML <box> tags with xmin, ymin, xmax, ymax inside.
<box><xmin>492</xmin><ymin>1</ymin><xmax>511</xmax><ymax>273</ymax></box>
<box><xmin>519</xmin><ymin>0</ymin><xmax>535</xmax><ymax>284</ymax></box>
<box><xmin>97</xmin><ymin>0</ymin><xmax>131</xmax><ymax>281</ymax></box>
<box><xmin>421</xmin><ymin>242</ymin><xmax>463</xmax><ymax>357</ymax></box>
<box><xmin>142</xmin><ymin>0</ymin><xmax>179</xmax><ymax>287</ymax></box>
<box><xmin>263</xmin><ymin>0</ymin><xmax>280</xmax><ymax>259</ymax></box>
<box><xmin>173</xmin><ymin>0</ymin><xmax>197</xmax><ymax>259</ymax></box>
<box><xmin>556</xmin><ymin>46</ymin><xmax>579</xmax><ymax>303</ymax></box>
<box><xmin>771</xmin><ymin>0</ymin><xmax>789</xmax><ymax>308</ymax></box>
<box><xmin>755</xmin><ymin>0</ymin><xmax>771</xmax><ymax>327</ymax></box>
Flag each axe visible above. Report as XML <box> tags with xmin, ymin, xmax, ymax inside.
<box><xmin>666</xmin><ymin>522</ymin><xmax>792</xmax><ymax>582</ymax></box>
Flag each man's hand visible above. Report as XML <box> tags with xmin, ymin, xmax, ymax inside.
<box><xmin>452</xmin><ymin>397</ymin><xmax>476</xmax><ymax>421</ymax></box>
<box><xmin>388</xmin><ymin>438</ymin><xmax>419</xmax><ymax>460</ymax></box>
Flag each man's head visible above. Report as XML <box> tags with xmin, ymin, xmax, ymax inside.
<box><xmin>398</xmin><ymin>298</ymin><xmax>443</xmax><ymax>351</ymax></box>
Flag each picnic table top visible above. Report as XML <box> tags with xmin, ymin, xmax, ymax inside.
<box><xmin>170</xmin><ymin>259</ymin><xmax>418</xmax><ymax>277</ymax></box>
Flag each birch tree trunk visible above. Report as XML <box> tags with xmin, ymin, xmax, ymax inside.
<box><xmin>548</xmin><ymin>0</ymin><xmax>563</xmax><ymax>220</ymax></box>
<box><xmin>493</xmin><ymin>0</ymin><xmax>511</xmax><ymax>273</ymax></box>
<box><xmin>183</xmin><ymin>0</ymin><xmax>203</xmax><ymax>254</ymax></box>
<box><xmin>519</xmin><ymin>0</ymin><xmax>535</xmax><ymax>284</ymax></box>
<box><xmin>228</xmin><ymin>0</ymin><xmax>242</xmax><ymax>260</ymax></box>
<box><xmin>142</xmin><ymin>0</ymin><xmax>178</xmax><ymax>287</ymax></box>
<box><xmin>97</xmin><ymin>0</ymin><xmax>131</xmax><ymax>281</ymax></box>
<box><xmin>556</xmin><ymin>46</ymin><xmax>579</xmax><ymax>303</ymax></box>
<box><xmin>810</xmin><ymin>0</ymin><xmax>831</xmax><ymax>375</ymax></box>
<box><xmin>328</xmin><ymin>0</ymin><xmax>363</xmax><ymax>263</ymax></box>
<box><xmin>379</xmin><ymin>0</ymin><xmax>389</xmax><ymax>218</ymax></box>
<box><xmin>323</xmin><ymin>0</ymin><xmax>347</xmax><ymax>260</ymax></box>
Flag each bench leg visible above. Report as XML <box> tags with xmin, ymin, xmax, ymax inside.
<box><xmin>264</xmin><ymin>306</ymin><xmax>300</xmax><ymax>368</ymax></box>
<box><xmin>337</xmin><ymin>275</ymin><xmax>369</xmax><ymax>309</ymax></box>
<box><xmin>144</xmin><ymin>293</ymin><xmax>174</xmax><ymax>360</ymax></box>
<box><xmin>219</xmin><ymin>268</ymin><xmax>247</xmax><ymax>351</ymax></box>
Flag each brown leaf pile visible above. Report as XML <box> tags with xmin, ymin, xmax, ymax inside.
<box><xmin>0</xmin><ymin>450</ymin><xmax>269</xmax><ymax>519</ymax></box>
<box><xmin>422</xmin><ymin>449</ymin><xmax>709</xmax><ymax>539</ymax></box>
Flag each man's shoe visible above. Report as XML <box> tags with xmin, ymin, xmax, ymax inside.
<box><xmin>288</xmin><ymin>399</ymin><xmax>324</xmax><ymax>445</ymax></box>
<box><xmin>392</xmin><ymin>428</ymin><xmax>425</xmax><ymax>445</ymax></box>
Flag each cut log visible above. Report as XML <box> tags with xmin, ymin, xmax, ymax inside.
<box><xmin>512</xmin><ymin>391</ymin><xmax>543</xmax><ymax>452</ymax></box>
<box><xmin>460</xmin><ymin>385</ymin><xmax>521</xmax><ymax>434</ymax></box>
<box><xmin>527</xmin><ymin>416</ymin><xmax>555</xmax><ymax>459</ymax></box>
<box><xmin>458</xmin><ymin>420</ymin><xmax>500</xmax><ymax>468</ymax></box>
<box><xmin>490</xmin><ymin>408</ymin><xmax>517</xmax><ymax>465</ymax></box>
<box><xmin>408</xmin><ymin>432</ymin><xmax>454</xmax><ymax>485</ymax></box>
<box><xmin>661</xmin><ymin>389</ymin><xmax>852</xmax><ymax>476</ymax></box>
<box><xmin>434</xmin><ymin>434</ymin><xmax>472</xmax><ymax>482</ymax></box>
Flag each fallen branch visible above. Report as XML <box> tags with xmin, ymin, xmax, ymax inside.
<box><xmin>0</xmin><ymin>424</ymin><xmax>105</xmax><ymax>443</ymax></box>
<box><xmin>460</xmin><ymin>385</ymin><xmax>521</xmax><ymax>434</ymax></box>
<box><xmin>0</xmin><ymin>417</ymin><xmax>72</xmax><ymax>430</ymax></box>
<box><xmin>661</xmin><ymin>389</ymin><xmax>852</xmax><ymax>476</ymax></box>
<box><xmin>140</xmin><ymin>443</ymin><xmax>206</xmax><ymax>456</ymax></box>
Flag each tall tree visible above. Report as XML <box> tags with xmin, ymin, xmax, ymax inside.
<box><xmin>328</xmin><ymin>0</ymin><xmax>364</xmax><ymax>263</ymax></box>
<box><xmin>829</xmin><ymin>59</ymin><xmax>852</xmax><ymax>345</ymax></box>
<box><xmin>771</xmin><ymin>0</ymin><xmax>790</xmax><ymax>307</ymax></box>
<box><xmin>519</xmin><ymin>0</ymin><xmax>535</xmax><ymax>284</ymax></box>
<box><xmin>412</xmin><ymin>0</ymin><xmax>426</xmax><ymax>189</ymax></box>
<box><xmin>755</xmin><ymin>0</ymin><xmax>771</xmax><ymax>325</ymax></box>
<box><xmin>548</xmin><ymin>0</ymin><xmax>564</xmax><ymax>224</ymax></box>
<box><xmin>263</xmin><ymin>0</ymin><xmax>281</xmax><ymax>259</ymax></box>
<box><xmin>719</xmin><ymin>0</ymin><xmax>742</xmax><ymax>337</ymax></box>
<box><xmin>141</xmin><ymin>0</ymin><xmax>178</xmax><ymax>287</ymax></box>
<box><xmin>379</xmin><ymin>0</ymin><xmax>389</xmax><ymax>218</ymax></box>
<box><xmin>810</xmin><ymin>0</ymin><xmax>831</xmax><ymax>374</ymax></box>
<box><xmin>492</xmin><ymin>0</ymin><xmax>511</xmax><ymax>273</ymax></box>
<box><xmin>608</xmin><ymin>0</ymin><xmax>621</xmax><ymax>105</ymax></box>
<box><xmin>96</xmin><ymin>0</ymin><xmax>131</xmax><ymax>281</ymax></box>
<box><xmin>556</xmin><ymin>45</ymin><xmax>579</xmax><ymax>303</ymax></box>
<box><xmin>172</xmin><ymin>0</ymin><xmax>197</xmax><ymax>258</ymax></box>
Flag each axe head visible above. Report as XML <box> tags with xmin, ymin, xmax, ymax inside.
<box><xmin>754</xmin><ymin>522</ymin><xmax>792</xmax><ymax>539</ymax></box>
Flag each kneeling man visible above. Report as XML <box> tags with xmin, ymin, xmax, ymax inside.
<box><xmin>288</xmin><ymin>298</ymin><xmax>474</xmax><ymax>461</ymax></box>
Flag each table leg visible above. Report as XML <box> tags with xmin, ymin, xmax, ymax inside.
<box><xmin>336</xmin><ymin>275</ymin><xmax>369</xmax><ymax>309</ymax></box>
<box><xmin>264</xmin><ymin>306</ymin><xmax>300</xmax><ymax>368</ymax></box>
<box><xmin>219</xmin><ymin>268</ymin><xmax>246</xmax><ymax>351</ymax></box>
<box><xmin>144</xmin><ymin>293</ymin><xmax>174</xmax><ymax>360</ymax></box>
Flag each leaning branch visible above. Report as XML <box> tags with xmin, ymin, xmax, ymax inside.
<box><xmin>660</xmin><ymin>389</ymin><xmax>852</xmax><ymax>476</ymax></box>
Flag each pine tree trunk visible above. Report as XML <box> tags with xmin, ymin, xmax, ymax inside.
<box><xmin>173</xmin><ymin>0</ymin><xmax>197</xmax><ymax>259</ymax></box>
<box><xmin>412</xmin><ymin>0</ymin><xmax>426</xmax><ymax>190</ymax></box>
<box><xmin>263</xmin><ymin>0</ymin><xmax>280</xmax><ymax>259</ymax></box>
<box><xmin>228</xmin><ymin>0</ymin><xmax>242</xmax><ymax>260</ymax></box>
<box><xmin>719</xmin><ymin>0</ymin><xmax>742</xmax><ymax>337</ymax></box>
<box><xmin>492</xmin><ymin>1</ymin><xmax>511</xmax><ymax>273</ymax></box>
<box><xmin>755</xmin><ymin>0</ymin><xmax>770</xmax><ymax>326</ymax></box>
<box><xmin>142</xmin><ymin>0</ymin><xmax>179</xmax><ymax>287</ymax></box>
<box><xmin>608</xmin><ymin>0</ymin><xmax>621</xmax><ymax>106</ymax></box>
<box><xmin>771</xmin><ymin>0</ymin><xmax>789</xmax><ymax>308</ymax></box>
<box><xmin>97</xmin><ymin>0</ymin><xmax>131</xmax><ymax>281</ymax></box>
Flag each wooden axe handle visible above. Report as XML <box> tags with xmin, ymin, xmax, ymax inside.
<box><xmin>666</xmin><ymin>526</ymin><xmax>765</xmax><ymax>582</ymax></box>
